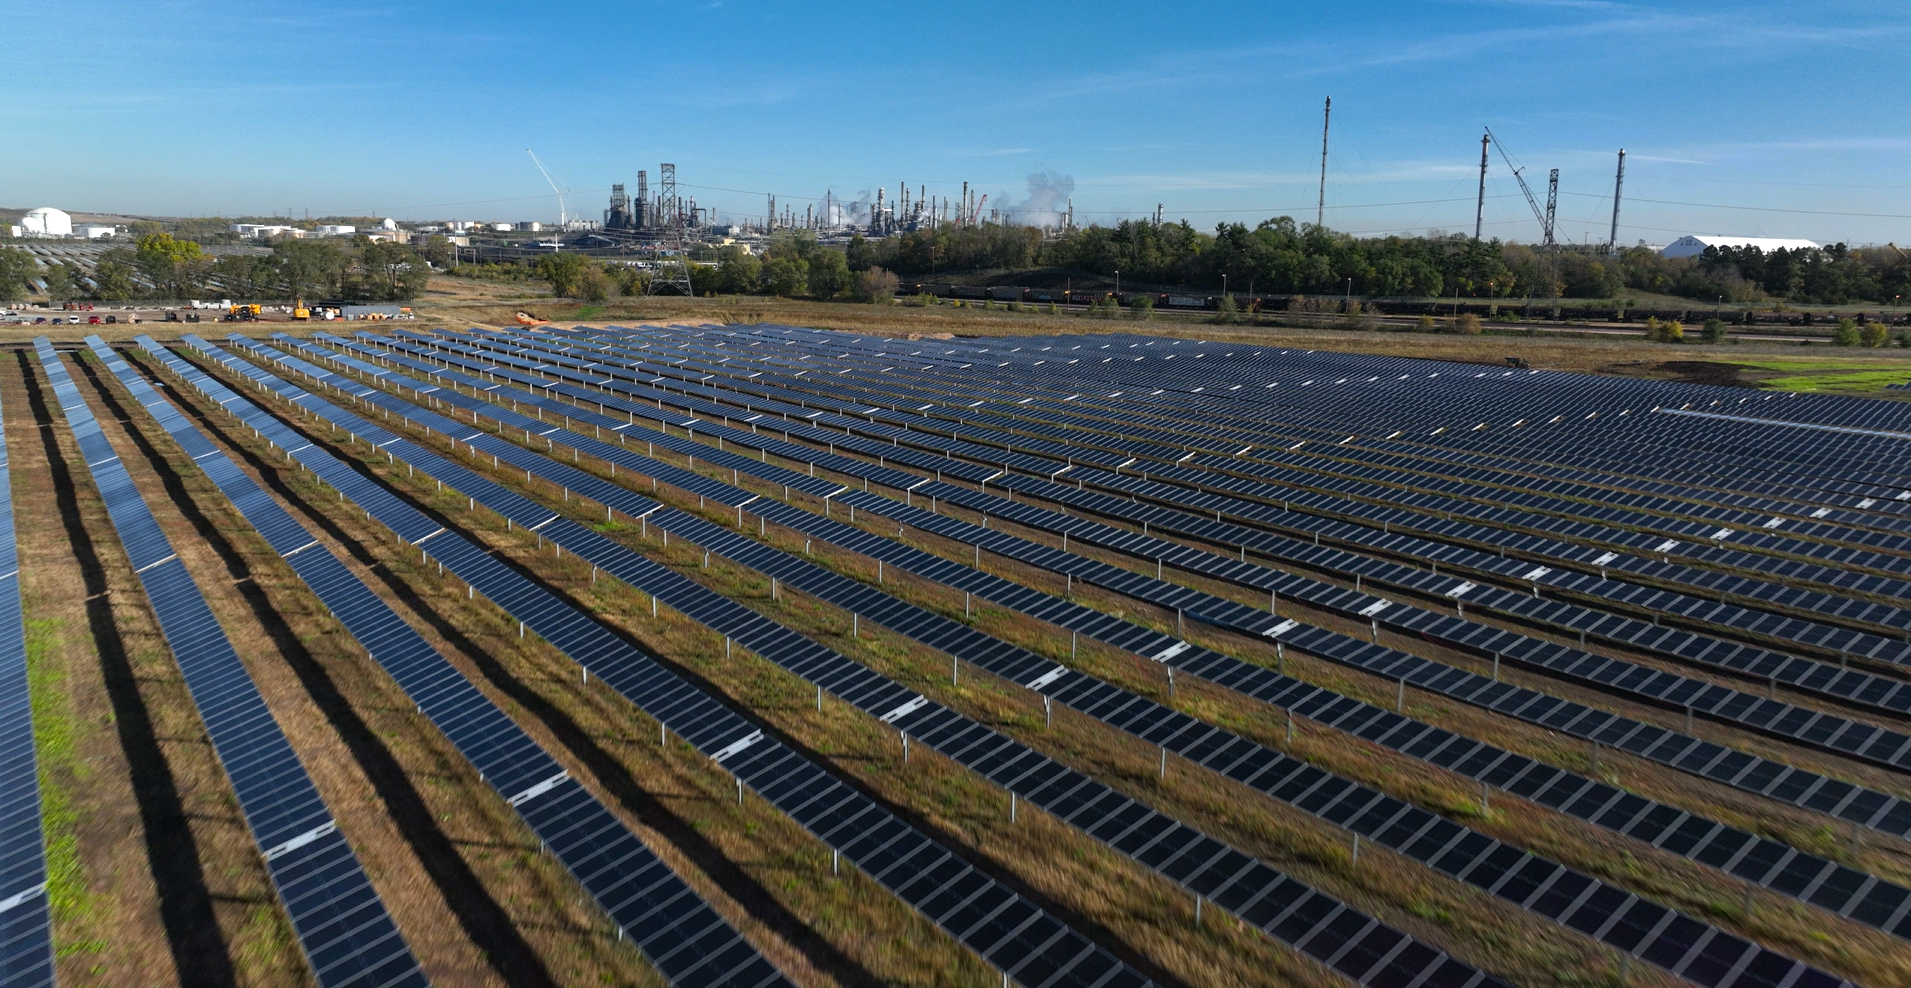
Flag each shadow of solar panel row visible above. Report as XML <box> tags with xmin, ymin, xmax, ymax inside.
<box><xmin>638</xmin><ymin>499</ymin><xmax>1870</xmax><ymax>984</ymax></box>
<box><xmin>0</xmin><ymin>368</ymin><xmax>52</xmax><ymax>988</ymax></box>
<box><xmin>586</xmin><ymin>325</ymin><xmax>1911</xmax><ymax>601</ymax></box>
<box><xmin>712</xmin><ymin>491</ymin><xmax>1911</xmax><ymax>942</ymax></box>
<box><xmin>318</xmin><ymin>333</ymin><xmax>1911</xmax><ymax>960</ymax></box>
<box><xmin>426</xmin><ymin>328</ymin><xmax>1911</xmax><ymax>675</ymax></box>
<box><xmin>992</xmin><ymin>377</ymin><xmax>1911</xmax><ymax>540</ymax></box>
<box><xmin>220</xmin><ymin>340</ymin><xmax>1528</xmax><ymax>988</ymax></box>
<box><xmin>837</xmin><ymin>327</ymin><xmax>1911</xmax><ymax>463</ymax></box>
<box><xmin>559</xmin><ymin>327</ymin><xmax>1911</xmax><ymax>648</ymax></box>
<box><xmin>387</xmin><ymin>332</ymin><xmax>1911</xmax><ymax>778</ymax></box>
<box><xmin>332</xmin><ymin>331</ymin><xmax>1911</xmax><ymax>843</ymax></box>
<box><xmin>125</xmin><ymin>339</ymin><xmax>795</xmax><ymax>988</ymax></box>
<box><xmin>720</xmin><ymin>324</ymin><xmax>1911</xmax><ymax>464</ymax></box>
<box><xmin>296</xmin><ymin>337</ymin><xmax>1901</xmax><ymax>982</ymax></box>
<box><xmin>269</xmin><ymin>334</ymin><xmax>1513</xmax><ymax>986</ymax></box>
<box><xmin>33</xmin><ymin>338</ymin><xmax>429</xmax><ymax>988</ymax></box>
<box><xmin>1002</xmin><ymin>465</ymin><xmax>1911</xmax><ymax>708</ymax></box>
<box><xmin>257</xmin><ymin>329</ymin><xmax>1911</xmax><ymax>954</ymax></box>
<box><xmin>928</xmin><ymin>368</ymin><xmax>1911</xmax><ymax>584</ymax></box>
<box><xmin>838</xmin><ymin>372</ymin><xmax>1911</xmax><ymax>630</ymax></box>
<box><xmin>952</xmin><ymin>368</ymin><xmax>1911</xmax><ymax>554</ymax></box>
<box><xmin>186</xmin><ymin>339</ymin><xmax>1165</xmax><ymax>988</ymax></box>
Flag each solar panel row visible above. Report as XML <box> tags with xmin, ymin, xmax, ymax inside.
<box><xmin>294</xmin><ymin>332</ymin><xmax>1911</xmax><ymax>945</ymax></box>
<box><xmin>882</xmin><ymin>359</ymin><xmax>1911</xmax><ymax>654</ymax></box>
<box><xmin>32</xmin><ymin>338</ymin><xmax>429</xmax><ymax>988</ymax></box>
<box><xmin>112</xmin><ymin>337</ymin><xmax>797</xmax><ymax>988</ymax></box>
<box><xmin>639</xmin><ymin>501</ymin><xmax>1877</xmax><ymax>980</ymax></box>
<box><xmin>454</xmin><ymin>327</ymin><xmax>1911</xmax><ymax>779</ymax></box>
<box><xmin>359</xmin><ymin>324</ymin><xmax>1911</xmax><ymax>833</ymax></box>
<box><xmin>179</xmin><ymin>336</ymin><xmax>1166</xmax><ymax>988</ymax></box>
<box><xmin>0</xmin><ymin>362</ymin><xmax>53</xmax><ymax>988</ymax></box>
<box><xmin>334</xmin><ymin>330</ymin><xmax>1911</xmax><ymax>850</ymax></box>
<box><xmin>318</xmin><ymin>333</ymin><xmax>1911</xmax><ymax>970</ymax></box>
<box><xmin>213</xmin><ymin>336</ymin><xmax>1525</xmax><ymax>988</ymax></box>
<box><xmin>628</xmin><ymin>326</ymin><xmax>1911</xmax><ymax>639</ymax></box>
<box><xmin>494</xmin><ymin>325</ymin><xmax>1911</xmax><ymax>700</ymax></box>
<box><xmin>274</xmin><ymin>334</ymin><xmax>1878</xmax><ymax>988</ymax></box>
<box><xmin>444</xmin><ymin>325</ymin><xmax>1911</xmax><ymax>608</ymax></box>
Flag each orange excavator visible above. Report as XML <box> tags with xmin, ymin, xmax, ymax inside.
<box><xmin>515</xmin><ymin>310</ymin><xmax>550</xmax><ymax>326</ymax></box>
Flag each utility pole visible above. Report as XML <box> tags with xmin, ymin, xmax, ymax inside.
<box><xmin>1543</xmin><ymin>168</ymin><xmax>1558</xmax><ymax>248</ymax></box>
<box><xmin>1608</xmin><ymin>149</ymin><xmax>1626</xmax><ymax>252</ymax></box>
<box><xmin>1474</xmin><ymin>132</ymin><xmax>1490</xmax><ymax>240</ymax></box>
<box><xmin>1316</xmin><ymin>96</ymin><xmax>1332</xmax><ymax>229</ymax></box>
<box><xmin>647</xmin><ymin>163</ymin><xmax>693</xmax><ymax>296</ymax></box>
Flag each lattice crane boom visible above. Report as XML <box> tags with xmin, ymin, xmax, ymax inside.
<box><xmin>525</xmin><ymin>149</ymin><xmax>572</xmax><ymax>230</ymax></box>
<box><xmin>1483</xmin><ymin>128</ymin><xmax>1554</xmax><ymax>246</ymax></box>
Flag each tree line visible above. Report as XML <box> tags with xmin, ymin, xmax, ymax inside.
<box><xmin>513</xmin><ymin>221</ymin><xmax>1908</xmax><ymax>307</ymax></box>
<box><xmin>0</xmin><ymin>233</ymin><xmax>438</xmax><ymax>303</ymax></box>
<box><xmin>511</xmin><ymin>233</ymin><xmax>901</xmax><ymax>303</ymax></box>
<box><xmin>849</xmin><ymin>218</ymin><xmax>1911</xmax><ymax>306</ymax></box>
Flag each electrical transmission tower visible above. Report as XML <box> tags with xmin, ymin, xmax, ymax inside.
<box><xmin>647</xmin><ymin>163</ymin><xmax>694</xmax><ymax>296</ymax></box>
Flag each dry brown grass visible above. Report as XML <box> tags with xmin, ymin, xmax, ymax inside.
<box><xmin>256</xmin><ymin>356</ymin><xmax>1709</xmax><ymax>988</ymax></box>
<box><xmin>187</xmin><ymin>332</ymin><xmax>1911</xmax><ymax>984</ymax></box>
<box><xmin>140</xmin><ymin>347</ymin><xmax>1027</xmax><ymax>988</ymax></box>
<box><xmin>350</xmin><ymin>355</ymin><xmax>1911</xmax><ymax>985</ymax></box>
<box><xmin>11</xmin><ymin>351</ymin><xmax>308</xmax><ymax>988</ymax></box>
<box><xmin>608</xmin><ymin>422</ymin><xmax>1911</xmax><ymax>985</ymax></box>
<box><xmin>181</xmin><ymin>343</ymin><xmax>1428</xmax><ymax>988</ymax></box>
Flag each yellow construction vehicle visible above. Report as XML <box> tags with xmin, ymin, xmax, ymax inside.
<box><xmin>227</xmin><ymin>304</ymin><xmax>261</xmax><ymax>321</ymax></box>
<box><xmin>293</xmin><ymin>298</ymin><xmax>310</xmax><ymax>321</ymax></box>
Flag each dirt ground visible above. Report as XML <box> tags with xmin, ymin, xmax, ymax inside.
<box><xmin>13</xmin><ymin>283</ymin><xmax>1911</xmax><ymax>397</ymax></box>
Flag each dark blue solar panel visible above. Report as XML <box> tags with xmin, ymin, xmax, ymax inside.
<box><xmin>40</xmin><ymin>337</ymin><xmax>428</xmax><ymax>988</ymax></box>
<box><xmin>117</xmin><ymin>335</ymin><xmax>795</xmax><ymax>988</ymax></box>
<box><xmin>0</xmin><ymin>353</ymin><xmax>52</xmax><ymax>988</ymax></box>
<box><xmin>347</xmin><ymin>324</ymin><xmax>1891</xmax><ymax>984</ymax></box>
<box><xmin>174</xmin><ymin>335</ymin><xmax>1167</xmax><ymax>988</ymax></box>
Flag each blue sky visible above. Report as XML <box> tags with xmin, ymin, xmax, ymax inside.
<box><xmin>8</xmin><ymin>0</ymin><xmax>1909</xmax><ymax>245</ymax></box>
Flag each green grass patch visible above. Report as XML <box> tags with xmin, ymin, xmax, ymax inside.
<box><xmin>574</xmin><ymin>305</ymin><xmax>606</xmax><ymax>320</ymax></box>
<box><xmin>26</xmin><ymin>615</ymin><xmax>97</xmax><ymax>953</ymax></box>
<box><xmin>1761</xmin><ymin>369</ymin><xmax>1911</xmax><ymax>393</ymax></box>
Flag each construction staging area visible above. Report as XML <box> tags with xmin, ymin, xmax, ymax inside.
<box><xmin>8</xmin><ymin>322</ymin><xmax>1911</xmax><ymax>988</ymax></box>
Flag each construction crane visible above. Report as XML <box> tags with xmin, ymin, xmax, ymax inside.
<box><xmin>973</xmin><ymin>194</ymin><xmax>988</xmax><ymax>225</ymax></box>
<box><xmin>1483</xmin><ymin>128</ymin><xmax>1556</xmax><ymax>247</ymax></box>
<box><xmin>525</xmin><ymin>149</ymin><xmax>573</xmax><ymax>232</ymax></box>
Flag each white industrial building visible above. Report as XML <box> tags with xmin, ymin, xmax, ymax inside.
<box><xmin>15</xmin><ymin>207</ymin><xmax>73</xmax><ymax>237</ymax></box>
<box><xmin>231</xmin><ymin>223</ymin><xmax>303</xmax><ymax>238</ymax></box>
<box><xmin>1660</xmin><ymin>234</ymin><xmax>1821</xmax><ymax>259</ymax></box>
<box><xmin>74</xmin><ymin>224</ymin><xmax>118</xmax><ymax>239</ymax></box>
<box><xmin>314</xmin><ymin>224</ymin><xmax>356</xmax><ymax>236</ymax></box>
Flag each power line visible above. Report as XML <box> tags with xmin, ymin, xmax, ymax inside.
<box><xmin>1559</xmin><ymin>190</ymin><xmax>1911</xmax><ymax>220</ymax></box>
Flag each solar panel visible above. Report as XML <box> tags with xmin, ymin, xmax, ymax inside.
<box><xmin>0</xmin><ymin>358</ymin><xmax>53</xmax><ymax>988</ymax></box>
<box><xmin>115</xmin><ymin>336</ymin><xmax>795</xmax><ymax>988</ymax></box>
<box><xmin>207</xmin><ymin>333</ymin><xmax>1536</xmax><ymax>988</ymax></box>
<box><xmin>262</xmin><ymin>333</ymin><xmax>1874</xmax><ymax>986</ymax></box>
<box><xmin>387</xmin><ymin>328</ymin><xmax>1911</xmax><ymax>779</ymax></box>
<box><xmin>174</xmin><ymin>335</ymin><xmax>1169</xmax><ymax>988</ymax></box>
<box><xmin>353</xmin><ymin>329</ymin><xmax>1911</xmax><ymax>849</ymax></box>
<box><xmin>36</xmin><ymin>337</ymin><xmax>429</xmax><ymax>988</ymax></box>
